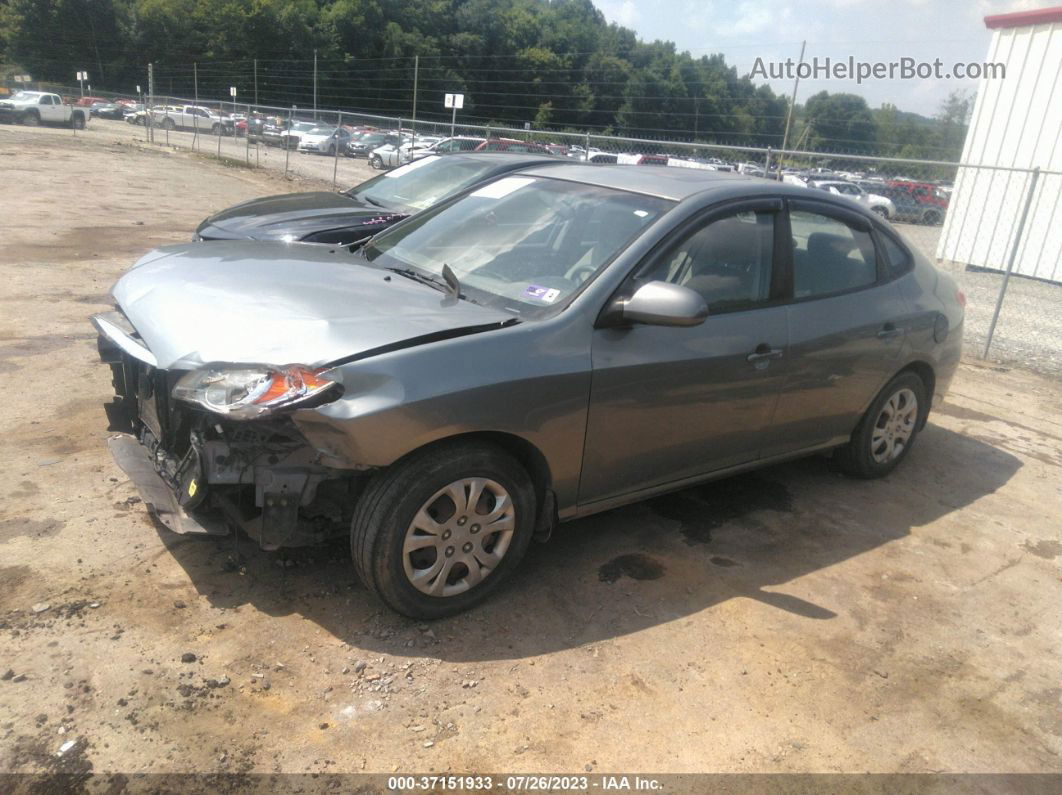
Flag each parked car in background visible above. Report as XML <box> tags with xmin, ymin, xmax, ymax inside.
<box><xmin>370</xmin><ymin>141</ymin><xmax>431</xmax><ymax>169</ymax></box>
<box><xmin>153</xmin><ymin>104</ymin><xmax>233</xmax><ymax>136</ymax></box>
<box><xmin>474</xmin><ymin>138</ymin><xmax>551</xmax><ymax>154</ymax></box>
<box><xmin>121</xmin><ymin>103</ymin><xmax>145</xmax><ymax>122</ymax></box>
<box><xmin>348</xmin><ymin>130</ymin><xmax>406</xmax><ymax>158</ymax></box>
<box><xmin>97</xmin><ymin>166</ymin><xmax>963</xmax><ymax>618</ymax></box>
<box><xmin>297</xmin><ymin>125</ymin><xmax>354</xmax><ymax>155</ymax></box>
<box><xmin>75</xmin><ymin>96</ymin><xmax>109</xmax><ymax>108</ymax></box>
<box><xmin>810</xmin><ymin>180</ymin><xmax>896</xmax><ymax>219</ymax></box>
<box><xmin>886</xmin><ymin>180</ymin><xmax>948</xmax><ymax>225</ymax></box>
<box><xmin>0</xmin><ymin>91</ymin><xmax>90</xmax><ymax>128</ymax></box>
<box><xmin>277</xmin><ymin>120</ymin><xmax>322</xmax><ymax>150</ymax></box>
<box><xmin>194</xmin><ymin>151</ymin><xmax>570</xmax><ymax>245</ymax></box>
<box><xmin>91</xmin><ymin>102</ymin><xmax>125</xmax><ymax>120</ymax></box>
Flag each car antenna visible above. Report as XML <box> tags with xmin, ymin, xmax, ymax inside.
<box><xmin>441</xmin><ymin>263</ymin><xmax>461</xmax><ymax>298</ymax></box>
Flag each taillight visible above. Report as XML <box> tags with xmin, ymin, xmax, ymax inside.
<box><xmin>956</xmin><ymin>289</ymin><xmax>967</xmax><ymax>309</ymax></box>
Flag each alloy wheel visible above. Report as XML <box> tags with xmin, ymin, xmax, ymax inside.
<box><xmin>402</xmin><ymin>477</ymin><xmax>516</xmax><ymax>598</ymax></box>
<box><xmin>870</xmin><ymin>387</ymin><xmax>918</xmax><ymax>463</ymax></box>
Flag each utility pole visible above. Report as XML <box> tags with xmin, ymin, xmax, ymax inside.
<box><xmin>411</xmin><ymin>55</ymin><xmax>419</xmax><ymax>149</ymax></box>
<box><xmin>253</xmin><ymin>58</ymin><xmax>258</xmax><ymax>106</ymax></box>
<box><xmin>313</xmin><ymin>49</ymin><xmax>318</xmax><ymax>120</ymax></box>
<box><xmin>778</xmin><ymin>39</ymin><xmax>806</xmax><ymax>177</ymax></box>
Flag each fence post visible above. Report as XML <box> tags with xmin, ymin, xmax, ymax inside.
<box><xmin>764</xmin><ymin>147</ymin><xmax>772</xmax><ymax>177</ymax></box>
<box><xmin>284</xmin><ymin>105</ymin><xmax>293</xmax><ymax>177</ymax></box>
<box><xmin>245</xmin><ymin>103</ymin><xmax>251</xmax><ymax>164</ymax></box>
<box><xmin>585</xmin><ymin>130</ymin><xmax>590</xmax><ymax>160</ymax></box>
<box><xmin>217</xmin><ymin>106</ymin><xmax>222</xmax><ymax>159</ymax></box>
<box><xmin>983</xmin><ymin>167</ymin><xmax>1040</xmax><ymax>359</ymax></box>
<box><xmin>333</xmin><ymin>111</ymin><xmax>342</xmax><ymax>189</ymax></box>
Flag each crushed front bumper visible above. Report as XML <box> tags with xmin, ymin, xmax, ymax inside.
<box><xmin>94</xmin><ymin>311</ymin><xmax>359</xmax><ymax>549</ymax></box>
<box><xmin>107</xmin><ymin>433</ymin><xmax>227</xmax><ymax>536</ymax></box>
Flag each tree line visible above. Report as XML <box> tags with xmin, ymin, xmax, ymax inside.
<box><xmin>0</xmin><ymin>0</ymin><xmax>969</xmax><ymax>156</ymax></box>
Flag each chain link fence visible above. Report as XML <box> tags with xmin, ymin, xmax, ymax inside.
<box><xmin>26</xmin><ymin>81</ymin><xmax>1062</xmax><ymax>376</ymax></box>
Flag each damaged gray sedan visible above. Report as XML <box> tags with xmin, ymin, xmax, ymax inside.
<box><xmin>93</xmin><ymin>166</ymin><xmax>964</xmax><ymax>618</ymax></box>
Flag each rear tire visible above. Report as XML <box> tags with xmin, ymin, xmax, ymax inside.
<box><xmin>351</xmin><ymin>441</ymin><xmax>537</xmax><ymax>619</ymax></box>
<box><xmin>835</xmin><ymin>372</ymin><xmax>927</xmax><ymax>479</ymax></box>
<box><xmin>70</xmin><ymin>113</ymin><xmax>85</xmax><ymax>130</ymax></box>
<box><xmin>922</xmin><ymin>209</ymin><xmax>942</xmax><ymax>226</ymax></box>
<box><xmin>871</xmin><ymin>206</ymin><xmax>888</xmax><ymax>219</ymax></box>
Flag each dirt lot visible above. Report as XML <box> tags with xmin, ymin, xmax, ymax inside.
<box><xmin>1</xmin><ymin>126</ymin><xmax>1061</xmax><ymax>780</ymax></box>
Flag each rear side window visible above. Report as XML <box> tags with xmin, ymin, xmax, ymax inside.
<box><xmin>790</xmin><ymin>210</ymin><xmax>877</xmax><ymax>298</ymax></box>
<box><xmin>880</xmin><ymin>233</ymin><xmax>913</xmax><ymax>278</ymax></box>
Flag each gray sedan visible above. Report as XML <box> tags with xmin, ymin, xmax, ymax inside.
<box><xmin>92</xmin><ymin>166</ymin><xmax>964</xmax><ymax>618</ymax></box>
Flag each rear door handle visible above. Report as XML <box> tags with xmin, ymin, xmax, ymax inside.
<box><xmin>747</xmin><ymin>345</ymin><xmax>784</xmax><ymax>363</ymax></box>
<box><xmin>877</xmin><ymin>323</ymin><xmax>903</xmax><ymax>340</ymax></box>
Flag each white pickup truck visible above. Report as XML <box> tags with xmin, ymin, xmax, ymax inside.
<box><xmin>152</xmin><ymin>104</ymin><xmax>233</xmax><ymax>135</ymax></box>
<box><xmin>0</xmin><ymin>91</ymin><xmax>90</xmax><ymax>129</ymax></box>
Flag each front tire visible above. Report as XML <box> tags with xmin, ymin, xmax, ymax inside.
<box><xmin>22</xmin><ymin>110</ymin><xmax>40</xmax><ymax>127</ymax></box>
<box><xmin>835</xmin><ymin>372</ymin><xmax>927</xmax><ymax>478</ymax></box>
<box><xmin>369</xmin><ymin>154</ymin><xmax>383</xmax><ymax>169</ymax></box>
<box><xmin>351</xmin><ymin>441</ymin><xmax>537</xmax><ymax>619</ymax></box>
<box><xmin>871</xmin><ymin>206</ymin><xmax>888</xmax><ymax>219</ymax></box>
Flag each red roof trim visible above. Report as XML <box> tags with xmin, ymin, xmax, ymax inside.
<box><xmin>985</xmin><ymin>5</ymin><xmax>1062</xmax><ymax>29</ymax></box>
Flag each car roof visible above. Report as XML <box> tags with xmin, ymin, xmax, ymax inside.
<box><xmin>514</xmin><ymin>163</ymin><xmax>875</xmax><ymax>208</ymax></box>
<box><xmin>514</xmin><ymin>163</ymin><xmax>771</xmax><ymax>201</ymax></box>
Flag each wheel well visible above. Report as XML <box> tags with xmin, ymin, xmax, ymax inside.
<box><xmin>406</xmin><ymin>431</ymin><xmax>552</xmax><ymax>502</ymax></box>
<box><xmin>897</xmin><ymin>361</ymin><xmax>936</xmax><ymax>427</ymax></box>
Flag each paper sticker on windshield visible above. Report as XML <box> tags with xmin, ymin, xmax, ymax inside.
<box><xmin>524</xmin><ymin>285</ymin><xmax>561</xmax><ymax>303</ymax></box>
<box><xmin>471</xmin><ymin>176</ymin><xmax>535</xmax><ymax>200</ymax></box>
<box><xmin>385</xmin><ymin>155</ymin><xmax>439</xmax><ymax>178</ymax></box>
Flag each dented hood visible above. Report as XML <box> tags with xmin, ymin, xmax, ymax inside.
<box><xmin>195</xmin><ymin>191</ymin><xmax>404</xmax><ymax>241</ymax></box>
<box><xmin>111</xmin><ymin>241</ymin><xmax>515</xmax><ymax>370</ymax></box>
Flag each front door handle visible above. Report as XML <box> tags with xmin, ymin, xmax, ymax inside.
<box><xmin>747</xmin><ymin>344</ymin><xmax>784</xmax><ymax>363</ymax></box>
<box><xmin>877</xmin><ymin>323</ymin><xmax>903</xmax><ymax>340</ymax></box>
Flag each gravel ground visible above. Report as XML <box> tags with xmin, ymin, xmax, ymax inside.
<box><xmin>1</xmin><ymin>124</ymin><xmax>1061</xmax><ymax>780</ymax></box>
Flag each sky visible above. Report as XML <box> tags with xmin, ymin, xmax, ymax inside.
<box><xmin>592</xmin><ymin>0</ymin><xmax>1044</xmax><ymax>116</ymax></box>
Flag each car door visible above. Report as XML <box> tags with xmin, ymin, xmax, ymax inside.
<box><xmin>579</xmin><ymin>199</ymin><xmax>791</xmax><ymax>506</ymax></box>
<box><xmin>39</xmin><ymin>94</ymin><xmax>61</xmax><ymax>122</ymax></box>
<box><xmin>762</xmin><ymin>200</ymin><xmax>909</xmax><ymax>458</ymax></box>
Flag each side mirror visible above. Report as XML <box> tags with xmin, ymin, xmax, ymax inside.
<box><xmin>603</xmin><ymin>281</ymin><xmax>708</xmax><ymax>328</ymax></box>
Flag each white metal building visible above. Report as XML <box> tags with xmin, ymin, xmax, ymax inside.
<box><xmin>936</xmin><ymin>6</ymin><xmax>1062</xmax><ymax>283</ymax></box>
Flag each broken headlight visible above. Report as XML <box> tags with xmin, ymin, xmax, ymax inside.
<box><xmin>173</xmin><ymin>366</ymin><xmax>338</xmax><ymax>420</ymax></box>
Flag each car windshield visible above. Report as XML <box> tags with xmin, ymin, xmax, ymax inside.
<box><xmin>292</xmin><ymin>122</ymin><xmax>316</xmax><ymax>132</ymax></box>
<box><xmin>347</xmin><ymin>155</ymin><xmax>507</xmax><ymax>213</ymax></box>
<box><xmin>361</xmin><ymin>175</ymin><xmax>672</xmax><ymax>316</ymax></box>
<box><xmin>307</xmin><ymin>126</ymin><xmax>335</xmax><ymax>136</ymax></box>
<box><xmin>12</xmin><ymin>91</ymin><xmax>40</xmax><ymax>101</ymax></box>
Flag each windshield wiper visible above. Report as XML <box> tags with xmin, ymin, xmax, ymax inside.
<box><xmin>386</xmin><ymin>266</ymin><xmax>450</xmax><ymax>294</ymax></box>
<box><xmin>442</xmin><ymin>263</ymin><xmax>461</xmax><ymax>299</ymax></box>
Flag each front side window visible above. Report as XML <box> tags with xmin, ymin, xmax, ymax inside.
<box><xmin>40</xmin><ymin>95</ymin><xmax>54</xmax><ymax>105</ymax></box>
<box><xmin>790</xmin><ymin>209</ymin><xmax>877</xmax><ymax>298</ymax></box>
<box><xmin>640</xmin><ymin>209</ymin><xmax>776</xmax><ymax>313</ymax></box>
<box><xmin>363</xmin><ymin>176</ymin><xmax>672</xmax><ymax>316</ymax></box>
